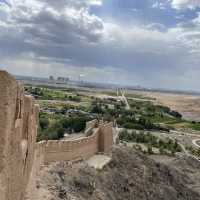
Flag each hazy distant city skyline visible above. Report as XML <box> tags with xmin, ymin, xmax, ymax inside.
<box><xmin>1</xmin><ymin>0</ymin><xmax>200</xmax><ymax>91</ymax></box>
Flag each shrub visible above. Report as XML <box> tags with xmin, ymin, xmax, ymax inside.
<box><xmin>123</xmin><ymin>123</ymin><xmax>144</xmax><ymax>130</ymax></box>
<box><xmin>72</xmin><ymin>117</ymin><xmax>86</xmax><ymax>133</ymax></box>
<box><xmin>57</xmin><ymin>128</ymin><xmax>65</xmax><ymax>138</ymax></box>
<box><xmin>170</xmin><ymin>110</ymin><xmax>182</xmax><ymax>119</ymax></box>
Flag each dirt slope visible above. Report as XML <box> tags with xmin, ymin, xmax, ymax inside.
<box><xmin>28</xmin><ymin>147</ymin><xmax>200</xmax><ymax>200</ymax></box>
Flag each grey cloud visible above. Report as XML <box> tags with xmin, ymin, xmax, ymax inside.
<box><xmin>0</xmin><ymin>0</ymin><xmax>104</xmax><ymax>59</ymax></box>
<box><xmin>171</xmin><ymin>0</ymin><xmax>200</xmax><ymax>10</ymax></box>
<box><xmin>0</xmin><ymin>0</ymin><xmax>200</xmax><ymax>90</ymax></box>
<box><xmin>176</xmin><ymin>14</ymin><xmax>200</xmax><ymax>58</ymax></box>
<box><xmin>146</xmin><ymin>23</ymin><xmax>167</xmax><ymax>32</ymax></box>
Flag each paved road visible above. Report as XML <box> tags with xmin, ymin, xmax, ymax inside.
<box><xmin>170</xmin><ymin>130</ymin><xmax>200</xmax><ymax>148</ymax></box>
<box><xmin>119</xmin><ymin>90</ymin><xmax>130</xmax><ymax>110</ymax></box>
<box><xmin>192</xmin><ymin>139</ymin><xmax>200</xmax><ymax>148</ymax></box>
<box><xmin>122</xmin><ymin>94</ymin><xmax>130</xmax><ymax>110</ymax></box>
<box><xmin>170</xmin><ymin>130</ymin><xmax>200</xmax><ymax>139</ymax></box>
<box><xmin>167</xmin><ymin>130</ymin><xmax>200</xmax><ymax>161</ymax></box>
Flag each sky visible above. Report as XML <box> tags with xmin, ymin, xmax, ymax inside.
<box><xmin>0</xmin><ymin>0</ymin><xmax>200</xmax><ymax>91</ymax></box>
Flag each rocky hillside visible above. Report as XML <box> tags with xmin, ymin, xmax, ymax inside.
<box><xmin>28</xmin><ymin>147</ymin><xmax>200</xmax><ymax>200</ymax></box>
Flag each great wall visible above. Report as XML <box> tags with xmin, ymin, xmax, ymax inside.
<box><xmin>0</xmin><ymin>71</ymin><xmax>113</xmax><ymax>200</ymax></box>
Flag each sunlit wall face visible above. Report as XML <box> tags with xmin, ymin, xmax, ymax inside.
<box><xmin>0</xmin><ymin>0</ymin><xmax>200</xmax><ymax>91</ymax></box>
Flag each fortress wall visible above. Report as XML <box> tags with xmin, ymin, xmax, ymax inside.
<box><xmin>0</xmin><ymin>71</ymin><xmax>38</xmax><ymax>200</ymax></box>
<box><xmin>0</xmin><ymin>71</ymin><xmax>114</xmax><ymax>200</ymax></box>
<box><xmin>44</xmin><ymin>128</ymin><xmax>100</xmax><ymax>163</ymax></box>
<box><xmin>85</xmin><ymin>119</ymin><xmax>98</xmax><ymax>130</ymax></box>
<box><xmin>22</xmin><ymin>97</ymin><xmax>39</xmax><ymax>194</ymax></box>
<box><xmin>99</xmin><ymin>122</ymin><xmax>113</xmax><ymax>153</ymax></box>
<box><xmin>34</xmin><ymin>141</ymin><xmax>46</xmax><ymax>173</ymax></box>
<box><xmin>24</xmin><ymin>141</ymin><xmax>46</xmax><ymax>200</ymax></box>
<box><xmin>85</xmin><ymin>119</ymin><xmax>98</xmax><ymax>135</ymax></box>
<box><xmin>43</xmin><ymin>122</ymin><xmax>113</xmax><ymax>164</ymax></box>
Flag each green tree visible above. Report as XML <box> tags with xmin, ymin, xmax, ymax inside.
<box><xmin>91</xmin><ymin>104</ymin><xmax>103</xmax><ymax>114</ymax></box>
<box><xmin>57</xmin><ymin>128</ymin><xmax>65</xmax><ymax>139</ymax></box>
<box><xmin>39</xmin><ymin>118</ymin><xmax>49</xmax><ymax>130</ymax></box>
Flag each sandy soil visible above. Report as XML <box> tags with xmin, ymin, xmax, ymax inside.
<box><xmin>86</xmin><ymin>155</ymin><xmax>111</xmax><ymax>169</ymax></box>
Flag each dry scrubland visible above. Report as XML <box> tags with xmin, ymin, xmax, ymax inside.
<box><xmin>77</xmin><ymin>88</ymin><xmax>200</xmax><ymax>122</ymax></box>
<box><xmin>127</xmin><ymin>90</ymin><xmax>200</xmax><ymax>121</ymax></box>
<box><xmin>26</xmin><ymin>147</ymin><xmax>200</xmax><ymax>200</ymax></box>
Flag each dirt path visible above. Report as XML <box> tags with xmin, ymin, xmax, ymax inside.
<box><xmin>86</xmin><ymin>155</ymin><xmax>111</xmax><ymax>169</ymax></box>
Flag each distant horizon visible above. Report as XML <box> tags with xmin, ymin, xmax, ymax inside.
<box><xmin>14</xmin><ymin>72</ymin><xmax>200</xmax><ymax>96</ymax></box>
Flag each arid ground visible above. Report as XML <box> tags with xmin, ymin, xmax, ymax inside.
<box><xmin>26</xmin><ymin>147</ymin><xmax>200</xmax><ymax>200</ymax></box>
<box><xmin>129</xmin><ymin>90</ymin><xmax>200</xmax><ymax>121</ymax></box>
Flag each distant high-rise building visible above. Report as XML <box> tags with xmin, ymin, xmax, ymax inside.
<box><xmin>57</xmin><ymin>77</ymin><xmax>69</xmax><ymax>83</ymax></box>
<box><xmin>49</xmin><ymin>75</ymin><xmax>54</xmax><ymax>81</ymax></box>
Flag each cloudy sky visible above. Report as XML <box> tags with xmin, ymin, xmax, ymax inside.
<box><xmin>0</xmin><ymin>0</ymin><xmax>200</xmax><ymax>90</ymax></box>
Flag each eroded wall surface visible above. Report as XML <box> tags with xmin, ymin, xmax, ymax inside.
<box><xmin>0</xmin><ymin>71</ymin><xmax>39</xmax><ymax>200</ymax></box>
<box><xmin>99</xmin><ymin>122</ymin><xmax>113</xmax><ymax>153</ymax></box>
<box><xmin>24</xmin><ymin>141</ymin><xmax>46</xmax><ymax>200</ymax></box>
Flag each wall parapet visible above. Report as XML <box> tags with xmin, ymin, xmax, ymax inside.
<box><xmin>43</xmin><ymin>121</ymin><xmax>113</xmax><ymax>164</ymax></box>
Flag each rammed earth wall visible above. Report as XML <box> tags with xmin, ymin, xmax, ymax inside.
<box><xmin>44</xmin><ymin>121</ymin><xmax>113</xmax><ymax>164</ymax></box>
<box><xmin>0</xmin><ymin>71</ymin><xmax>39</xmax><ymax>200</ymax></box>
<box><xmin>0</xmin><ymin>71</ymin><xmax>113</xmax><ymax>200</ymax></box>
